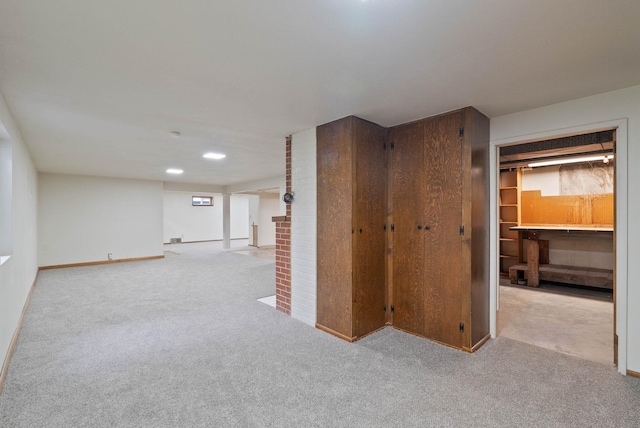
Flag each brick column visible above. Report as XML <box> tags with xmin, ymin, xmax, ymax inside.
<box><xmin>273</xmin><ymin>135</ymin><xmax>292</xmax><ymax>314</ymax></box>
<box><xmin>274</xmin><ymin>220</ymin><xmax>291</xmax><ymax>314</ymax></box>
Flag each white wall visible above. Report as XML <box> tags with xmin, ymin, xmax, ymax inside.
<box><xmin>290</xmin><ymin>128</ymin><xmax>317</xmax><ymax>326</ymax></box>
<box><xmin>490</xmin><ymin>84</ymin><xmax>640</xmax><ymax>374</ymax></box>
<box><xmin>247</xmin><ymin>194</ymin><xmax>260</xmax><ymax>245</ymax></box>
<box><xmin>226</xmin><ymin>175</ymin><xmax>285</xmax><ymax>194</ymax></box>
<box><xmin>38</xmin><ymin>174</ymin><xmax>164</xmax><ymax>266</ymax></box>
<box><xmin>546</xmin><ymin>233</ymin><xmax>613</xmax><ymax>270</ymax></box>
<box><xmin>258</xmin><ymin>194</ymin><xmax>279</xmax><ymax>247</ymax></box>
<box><xmin>163</xmin><ymin>190</ymin><xmax>250</xmax><ymax>243</ymax></box>
<box><xmin>0</xmin><ymin>92</ymin><xmax>39</xmax><ymax>384</ymax></box>
<box><xmin>163</xmin><ymin>191</ymin><xmax>222</xmax><ymax>243</ymax></box>
<box><xmin>230</xmin><ymin>194</ymin><xmax>249</xmax><ymax>239</ymax></box>
<box><xmin>522</xmin><ymin>165</ymin><xmax>561</xmax><ymax>195</ymax></box>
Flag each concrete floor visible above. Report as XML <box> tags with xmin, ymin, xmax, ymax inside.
<box><xmin>498</xmin><ymin>280</ymin><xmax>614</xmax><ymax>366</ymax></box>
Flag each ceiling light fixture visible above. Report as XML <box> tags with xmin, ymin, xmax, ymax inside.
<box><xmin>527</xmin><ymin>154</ymin><xmax>614</xmax><ymax>168</ymax></box>
<box><xmin>166</xmin><ymin>168</ymin><xmax>184</xmax><ymax>174</ymax></box>
<box><xmin>203</xmin><ymin>152</ymin><xmax>226</xmax><ymax>160</ymax></box>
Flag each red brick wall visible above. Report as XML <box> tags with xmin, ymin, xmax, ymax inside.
<box><xmin>275</xmin><ymin>136</ymin><xmax>292</xmax><ymax>314</ymax></box>
<box><xmin>275</xmin><ymin>221</ymin><xmax>291</xmax><ymax>313</ymax></box>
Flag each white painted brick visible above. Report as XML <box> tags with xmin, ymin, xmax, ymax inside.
<box><xmin>290</xmin><ymin>127</ymin><xmax>317</xmax><ymax>327</ymax></box>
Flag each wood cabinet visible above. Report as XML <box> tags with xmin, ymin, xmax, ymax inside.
<box><xmin>389</xmin><ymin>107</ymin><xmax>490</xmax><ymax>351</ymax></box>
<box><xmin>316</xmin><ymin>116</ymin><xmax>387</xmax><ymax>341</ymax></box>
<box><xmin>315</xmin><ymin>107</ymin><xmax>490</xmax><ymax>352</ymax></box>
<box><xmin>499</xmin><ymin>169</ymin><xmax>522</xmax><ymax>274</ymax></box>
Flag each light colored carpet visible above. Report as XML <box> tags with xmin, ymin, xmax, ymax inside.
<box><xmin>1</xmin><ymin>242</ymin><xmax>638</xmax><ymax>427</ymax></box>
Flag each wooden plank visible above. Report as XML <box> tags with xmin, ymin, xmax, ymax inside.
<box><xmin>386</xmin><ymin>126</ymin><xmax>393</xmax><ymax>326</ymax></box>
<box><xmin>0</xmin><ymin>271</ymin><xmax>38</xmax><ymax>395</ymax></box>
<box><xmin>538</xmin><ymin>265</ymin><xmax>613</xmax><ymax>289</ymax></box>
<box><xmin>521</xmin><ymin>190</ymin><xmax>613</xmax><ymax>227</ymax></box>
<box><xmin>315</xmin><ymin>323</ymin><xmax>355</xmax><ymax>342</ymax></box>
<box><xmin>538</xmin><ymin>239</ymin><xmax>549</xmax><ymax>264</ymax></box>
<box><xmin>353</xmin><ymin>117</ymin><xmax>387</xmax><ymax>337</ymax></box>
<box><xmin>509</xmin><ymin>266</ymin><xmax>520</xmax><ymax>284</ymax></box>
<box><xmin>511</xmin><ymin>225</ymin><xmax>613</xmax><ymax>232</ymax></box>
<box><xmin>389</xmin><ymin>120</ymin><xmax>425</xmax><ymax>335</ymax></box>
<box><xmin>40</xmin><ymin>255</ymin><xmax>164</xmax><ymax>270</ymax></box>
<box><xmin>466</xmin><ymin>107</ymin><xmax>490</xmax><ymax>349</ymax></box>
<box><xmin>526</xmin><ymin>232</ymin><xmax>540</xmax><ymax>287</ymax></box>
<box><xmin>422</xmin><ymin>110</ymin><xmax>464</xmax><ymax>348</ymax></box>
<box><xmin>316</xmin><ymin>117</ymin><xmax>354</xmax><ymax>337</ymax></box>
<box><xmin>508</xmin><ymin>263</ymin><xmax>613</xmax><ymax>289</ymax></box>
<box><xmin>592</xmin><ymin>194</ymin><xmax>614</xmax><ymax>224</ymax></box>
<box><xmin>499</xmin><ymin>169</ymin><xmax>518</xmax><ymax>188</ymax></box>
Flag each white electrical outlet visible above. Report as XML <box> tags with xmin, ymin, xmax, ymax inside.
<box><xmin>108</xmin><ymin>253</ymin><xmax>113</xmax><ymax>260</ymax></box>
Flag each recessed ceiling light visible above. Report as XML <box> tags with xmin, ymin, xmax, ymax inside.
<box><xmin>166</xmin><ymin>168</ymin><xmax>183</xmax><ymax>174</ymax></box>
<box><xmin>203</xmin><ymin>152</ymin><xmax>226</xmax><ymax>160</ymax></box>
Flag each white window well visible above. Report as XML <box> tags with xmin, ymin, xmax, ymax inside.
<box><xmin>192</xmin><ymin>196</ymin><xmax>213</xmax><ymax>206</ymax></box>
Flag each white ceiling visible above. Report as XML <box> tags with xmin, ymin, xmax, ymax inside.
<box><xmin>1</xmin><ymin>1</ymin><xmax>639</xmax><ymax>187</ymax></box>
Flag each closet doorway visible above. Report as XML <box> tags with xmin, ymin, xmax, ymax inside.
<box><xmin>496</xmin><ymin>130</ymin><xmax>616</xmax><ymax>365</ymax></box>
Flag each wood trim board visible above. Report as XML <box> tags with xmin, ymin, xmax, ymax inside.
<box><xmin>40</xmin><ymin>255</ymin><xmax>164</xmax><ymax>270</ymax></box>
<box><xmin>627</xmin><ymin>369</ymin><xmax>640</xmax><ymax>379</ymax></box>
<box><xmin>315</xmin><ymin>323</ymin><xmax>355</xmax><ymax>342</ymax></box>
<box><xmin>0</xmin><ymin>270</ymin><xmax>39</xmax><ymax>395</ymax></box>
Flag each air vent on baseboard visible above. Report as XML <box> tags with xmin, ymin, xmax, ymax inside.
<box><xmin>170</xmin><ymin>237</ymin><xmax>182</xmax><ymax>244</ymax></box>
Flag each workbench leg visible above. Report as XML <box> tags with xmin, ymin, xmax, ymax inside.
<box><xmin>509</xmin><ymin>268</ymin><xmax>518</xmax><ymax>284</ymax></box>
<box><xmin>527</xmin><ymin>232</ymin><xmax>540</xmax><ymax>287</ymax></box>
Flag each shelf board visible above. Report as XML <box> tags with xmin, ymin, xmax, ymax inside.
<box><xmin>500</xmin><ymin>238</ymin><xmax>518</xmax><ymax>242</ymax></box>
<box><xmin>499</xmin><ymin>221</ymin><xmax>518</xmax><ymax>225</ymax></box>
<box><xmin>499</xmin><ymin>254</ymin><xmax>519</xmax><ymax>259</ymax></box>
<box><xmin>499</xmin><ymin>186</ymin><xmax>518</xmax><ymax>190</ymax></box>
<box><xmin>500</xmin><ymin>204</ymin><xmax>518</xmax><ymax>207</ymax></box>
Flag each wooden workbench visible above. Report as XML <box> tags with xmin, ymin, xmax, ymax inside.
<box><xmin>509</xmin><ymin>225</ymin><xmax>613</xmax><ymax>287</ymax></box>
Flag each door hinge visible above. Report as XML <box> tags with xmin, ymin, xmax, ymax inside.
<box><xmin>384</xmin><ymin>224</ymin><xmax>387</xmax><ymax>231</ymax></box>
<box><xmin>391</xmin><ymin>224</ymin><xmax>395</xmax><ymax>232</ymax></box>
<box><xmin>459</xmin><ymin>225</ymin><xmax>465</xmax><ymax>235</ymax></box>
<box><xmin>390</xmin><ymin>141</ymin><xmax>395</xmax><ymax>150</ymax></box>
<box><xmin>459</xmin><ymin>322</ymin><xmax>465</xmax><ymax>332</ymax></box>
<box><xmin>384</xmin><ymin>305</ymin><xmax>387</xmax><ymax>312</ymax></box>
<box><xmin>459</xmin><ymin>127</ymin><xmax>464</xmax><ymax>137</ymax></box>
<box><xmin>391</xmin><ymin>305</ymin><xmax>395</xmax><ymax>313</ymax></box>
<box><xmin>383</xmin><ymin>142</ymin><xmax>386</xmax><ymax>150</ymax></box>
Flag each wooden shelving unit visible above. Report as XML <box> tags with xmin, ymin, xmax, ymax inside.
<box><xmin>499</xmin><ymin>169</ymin><xmax>521</xmax><ymax>275</ymax></box>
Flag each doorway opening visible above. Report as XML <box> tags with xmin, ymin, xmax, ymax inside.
<box><xmin>496</xmin><ymin>130</ymin><xmax>616</xmax><ymax>365</ymax></box>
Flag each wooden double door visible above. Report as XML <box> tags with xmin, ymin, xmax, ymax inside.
<box><xmin>389</xmin><ymin>111</ymin><xmax>466</xmax><ymax>348</ymax></box>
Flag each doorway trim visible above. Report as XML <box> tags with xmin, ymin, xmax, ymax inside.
<box><xmin>489</xmin><ymin>118</ymin><xmax>628</xmax><ymax>375</ymax></box>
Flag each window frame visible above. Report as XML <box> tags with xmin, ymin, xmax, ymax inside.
<box><xmin>192</xmin><ymin>196</ymin><xmax>213</xmax><ymax>207</ymax></box>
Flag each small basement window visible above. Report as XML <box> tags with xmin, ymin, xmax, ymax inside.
<box><xmin>192</xmin><ymin>196</ymin><xmax>213</xmax><ymax>206</ymax></box>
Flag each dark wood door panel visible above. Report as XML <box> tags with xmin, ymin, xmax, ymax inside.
<box><xmin>422</xmin><ymin>112</ymin><xmax>464</xmax><ymax>347</ymax></box>
<box><xmin>316</xmin><ymin>118</ymin><xmax>354</xmax><ymax>336</ymax></box>
<box><xmin>354</xmin><ymin>118</ymin><xmax>387</xmax><ymax>336</ymax></box>
<box><xmin>390</xmin><ymin>121</ymin><xmax>425</xmax><ymax>335</ymax></box>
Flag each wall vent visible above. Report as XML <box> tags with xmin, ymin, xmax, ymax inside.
<box><xmin>170</xmin><ymin>237</ymin><xmax>182</xmax><ymax>244</ymax></box>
